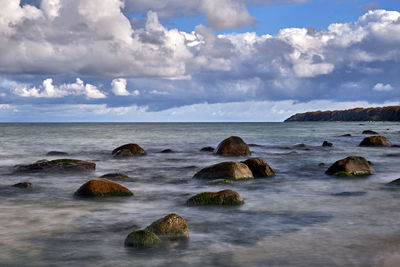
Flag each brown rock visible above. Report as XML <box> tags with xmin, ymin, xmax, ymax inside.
<box><xmin>242</xmin><ymin>158</ymin><xmax>275</xmax><ymax>178</ymax></box>
<box><xmin>187</xmin><ymin>189</ymin><xmax>244</xmax><ymax>206</ymax></box>
<box><xmin>325</xmin><ymin>156</ymin><xmax>374</xmax><ymax>176</ymax></box>
<box><xmin>112</xmin><ymin>144</ymin><xmax>147</xmax><ymax>157</ymax></box>
<box><xmin>74</xmin><ymin>179</ymin><xmax>133</xmax><ymax>197</ymax></box>
<box><xmin>215</xmin><ymin>136</ymin><xmax>251</xmax><ymax>156</ymax></box>
<box><xmin>99</xmin><ymin>173</ymin><xmax>129</xmax><ymax>180</ymax></box>
<box><xmin>362</xmin><ymin>130</ymin><xmax>378</xmax><ymax>135</ymax></box>
<box><xmin>359</xmin><ymin>136</ymin><xmax>392</xmax><ymax>147</ymax></box>
<box><xmin>193</xmin><ymin>161</ymin><xmax>253</xmax><ymax>180</ymax></box>
<box><xmin>146</xmin><ymin>213</ymin><xmax>189</xmax><ymax>240</ymax></box>
<box><xmin>200</xmin><ymin>146</ymin><xmax>215</xmax><ymax>152</ymax></box>
<box><xmin>15</xmin><ymin>159</ymin><xmax>95</xmax><ymax>173</ymax></box>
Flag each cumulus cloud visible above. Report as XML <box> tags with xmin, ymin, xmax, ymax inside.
<box><xmin>373</xmin><ymin>83</ymin><xmax>393</xmax><ymax>91</ymax></box>
<box><xmin>111</xmin><ymin>78</ymin><xmax>140</xmax><ymax>96</ymax></box>
<box><xmin>12</xmin><ymin>78</ymin><xmax>106</xmax><ymax>99</ymax></box>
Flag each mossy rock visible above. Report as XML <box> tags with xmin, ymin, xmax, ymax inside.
<box><xmin>124</xmin><ymin>230</ymin><xmax>161</xmax><ymax>248</ymax></box>
<box><xmin>187</xmin><ymin>189</ymin><xmax>244</xmax><ymax>206</ymax></box>
<box><xmin>14</xmin><ymin>159</ymin><xmax>95</xmax><ymax>173</ymax></box>
<box><xmin>74</xmin><ymin>179</ymin><xmax>133</xmax><ymax>197</ymax></box>
<box><xmin>207</xmin><ymin>179</ymin><xmax>234</xmax><ymax>185</ymax></box>
<box><xmin>333</xmin><ymin>171</ymin><xmax>355</xmax><ymax>177</ymax></box>
<box><xmin>146</xmin><ymin>213</ymin><xmax>189</xmax><ymax>240</ymax></box>
<box><xmin>325</xmin><ymin>156</ymin><xmax>374</xmax><ymax>177</ymax></box>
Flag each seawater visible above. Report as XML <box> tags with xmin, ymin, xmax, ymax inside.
<box><xmin>1</xmin><ymin>122</ymin><xmax>400</xmax><ymax>266</ymax></box>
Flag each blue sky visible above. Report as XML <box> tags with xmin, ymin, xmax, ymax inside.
<box><xmin>0</xmin><ymin>0</ymin><xmax>399</xmax><ymax>122</ymax></box>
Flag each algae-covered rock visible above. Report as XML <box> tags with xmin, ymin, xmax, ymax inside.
<box><xmin>193</xmin><ymin>161</ymin><xmax>253</xmax><ymax>181</ymax></box>
<box><xmin>112</xmin><ymin>143</ymin><xmax>147</xmax><ymax>158</ymax></box>
<box><xmin>124</xmin><ymin>230</ymin><xmax>161</xmax><ymax>248</ymax></box>
<box><xmin>359</xmin><ymin>136</ymin><xmax>392</xmax><ymax>147</ymax></box>
<box><xmin>15</xmin><ymin>159</ymin><xmax>95</xmax><ymax>173</ymax></box>
<box><xmin>215</xmin><ymin>136</ymin><xmax>251</xmax><ymax>156</ymax></box>
<box><xmin>242</xmin><ymin>158</ymin><xmax>275</xmax><ymax>178</ymax></box>
<box><xmin>74</xmin><ymin>179</ymin><xmax>133</xmax><ymax>197</ymax></box>
<box><xmin>99</xmin><ymin>173</ymin><xmax>129</xmax><ymax>180</ymax></box>
<box><xmin>146</xmin><ymin>213</ymin><xmax>189</xmax><ymax>240</ymax></box>
<box><xmin>187</xmin><ymin>189</ymin><xmax>243</xmax><ymax>206</ymax></box>
<box><xmin>325</xmin><ymin>156</ymin><xmax>374</xmax><ymax>177</ymax></box>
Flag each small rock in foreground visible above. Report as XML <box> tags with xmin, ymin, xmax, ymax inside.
<box><xmin>187</xmin><ymin>189</ymin><xmax>243</xmax><ymax>206</ymax></box>
<box><xmin>74</xmin><ymin>179</ymin><xmax>133</xmax><ymax>197</ymax></box>
<box><xmin>146</xmin><ymin>213</ymin><xmax>189</xmax><ymax>240</ymax></box>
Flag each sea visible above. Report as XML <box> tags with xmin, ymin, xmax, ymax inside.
<box><xmin>1</xmin><ymin>122</ymin><xmax>400</xmax><ymax>266</ymax></box>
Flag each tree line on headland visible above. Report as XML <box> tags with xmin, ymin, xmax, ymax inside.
<box><xmin>285</xmin><ymin>106</ymin><xmax>400</xmax><ymax>122</ymax></box>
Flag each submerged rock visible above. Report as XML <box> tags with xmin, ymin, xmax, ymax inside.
<box><xmin>362</xmin><ymin>130</ymin><xmax>378</xmax><ymax>135</ymax></box>
<box><xmin>193</xmin><ymin>161</ymin><xmax>253</xmax><ymax>180</ymax></box>
<box><xmin>74</xmin><ymin>179</ymin><xmax>133</xmax><ymax>197</ymax></box>
<box><xmin>200</xmin><ymin>146</ymin><xmax>215</xmax><ymax>152</ymax></box>
<box><xmin>340</xmin><ymin>134</ymin><xmax>352</xmax><ymax>137</ymax></box>
<box><xmin>325</xmin><ymin>156</ymin><xmax>374</xmax><ymax>177</ymax></box>
<box><xmin>12</xmin><ymin>182</ymin><xmax>32</xmax><ymax>188</ymax></box>
<box><xmin>322</xmin><ymin>141</ymin><xmax>333</xmax><ymax>147</ymax></box>
<box><xmin>359</xmin><ymin>136</ymin><xmax>392</xmax><ymax>147</ymax></box>
<box><xmin>15</xmin><ymin>159</ymin><xmax>95</xmax><ymax>173</ymax></box>
<box><xmin>112</xmin><ymin>144</ymin><xmax>147</xmax><ymax>158</ymax></box>
<box><xmin>215</xmin><ymin>136</ymin><xmax>251</xmax><ymax>156</ymax></box>
<box><xmin>161</xmin><ymin>149</ymin><xmax>174</xmax><ymax>153</ymax></box>
<box><xmin>388</xmin><ymin>178</ymin><xmax>400</xmax><ymax>185</ymax></box>
<box><xmin>124</xmin><ymin>230</ymin><xmax>161</xmax><ymax>248</ymax></box>
<box><xmin>46</xmin><ymin>151</ymin><xmax>69</xmax><ymax>156</ymax></box>
<box><xmin>146</xmin><ymin>213</ymin><xmax>189</xmax><ymax>240</ymax></box>
<box><xmin>99</xmin><ymin>173</ymin><xmax>129</xmax><ymax>180</ymax></box>
<box><xmin>242</xmin><ymin>158</ymin><xmax>275</xmax><ymax>178</ymax></box>
<box><xmin>187</xmin><ymin>189</ymin><xmax>243</xmax><ymax>206</ymax></box>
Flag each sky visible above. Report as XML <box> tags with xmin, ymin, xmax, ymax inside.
<box><xmin>0</xmin><ymin>0</ymin><xmax>399</xmax><ymax>122</ymax></box>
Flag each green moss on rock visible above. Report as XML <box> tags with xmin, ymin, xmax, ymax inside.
<box><xmin>124</xmin><ymin>230</ymin><xmax>161</xmax><ymax>248</ymax></box>
<box><xmin>187</xmin><ymin>189</ymin><xmax>244</xmax><ymax>206</ymax></box>
<box><xmin>333</xmin><ymin>171</ymin><xmax>355</xmax><ymax>177</ymax></box>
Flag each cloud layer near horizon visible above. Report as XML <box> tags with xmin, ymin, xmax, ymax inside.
<box><xmin>0</xmin><ymin>0</ymin><xmax>399</xmax><ymax>121</ymax></box>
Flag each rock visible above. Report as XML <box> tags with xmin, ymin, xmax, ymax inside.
<box><xmin>161</xmin><ymin>149</ymin><xmax>174</xmax><ymax>153</ymax></box>
<box><xmin>340</xmin><ymin>134</ymin><xmax>352</xmax><ymax>137</ymax></box>
<box><xmin>99</xmin><ymin>173</ymin><xmax>128</xmax><ymax>180</ymax></box>
<box><xmin>325</xmin><ymin>156</ymin><xmax>374</xmax><ymax>177</ymax></box>
<box><xmin>362</xmin><ymin>130</ymin><xmax>378</xmax><ymax>135</ymax></box>
<box><xmin>193</xmin><ymin>161</ymin><xmax>254</xmax><ymax>180</ymax></box>
<box><xmin>12</xmin><ymin>182</ymin><xmax>32</xmax><ymax>188</ymax></box>
<box><xmin>124</xmin><ymin>230</ymin><xmax>161</xmax><ymax>248</ymax></box>
<box><xmin>322</xmin><ymin>141</ymin><xmax>333</xmax><ymax>147</ymax></box>
<box><xmin>359</xmin><ymin>136</ymin><xmax>392</xmax><ymax>147</ymax></box>
<box><xmin>215</xmin><ymin>136</ymin><xmax>251</xmax><ymax>156</ymax></box>
<box><xmin>293</xmin><ymin>143</ymin><xmax>307</xmax><ymax>148</ymax></box>
<box><xmin>388</xmin><ymin>178</ymin><xmax>400</xmax><ymax>185</ymax></box>
<box><xmin>46</xmin><ymin>151</ymin><xmax>69</xmax><ymax>156</ymax></box>
<box><xmin>187</xmin><ymin>189</ymin><xmax>244</xmax><ymax>206</ymax></box>
<box><xmin>200</xmin><ymin>146</ymin><xmax>215</xmax><ymax>152</ymax></box>
<box><xmin>242</xmin><ymin>158</ymin><xmax>275</xmax><ymax>178</ymax></box>
<box><xmin>74</xmin><ymin>179</ymin><xmax>133</xmax><ymax>197</ymax></box>
<box><xmin>318</xmin><ymin>163</ymin><xmax>325</xmax><ymax>167</ymax></box>
<box><xmin>112</xmin><ymin>144</ymin><xmax>147</xmax><ymax>158</ymax></box>
<box><xmin>146</xmin><ymin>213</ymin><xmax>189</xmax><ymax>240</ymax></box>
<box><xmin>15</xmin><ymin>159</ymin><xmax>95</xmax><ymax>173</ymax></box>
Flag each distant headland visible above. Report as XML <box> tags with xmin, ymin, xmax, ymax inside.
<box><xmin>285</xmin><ymin>106</ymin><xmax>400</xmax><ymax>122</ymax></box>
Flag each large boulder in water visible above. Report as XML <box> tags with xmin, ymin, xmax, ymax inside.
<box><xmin>15</xmin><ymin>159</ymin><xmax>95</xmax><ymax>173</ymax></box>
<box><xmin>193</xmin><ymin>161</ymin><xmax>253</xmax><ymax>180</ymax></box>
<box><xmin>187</xmin><ymin>189</ymin><xmax>243</xmax><ymax>206</ymax></box>
<box><xmin>124</xmin><ymin>230</ymin><xmax>161</xmax><ymax>248</ymax></box>
<box><xmin>359</xmin><ymin>136</ymin><xmax>392</xmax><ymax>147</ymax></box>
<box><xmin>215</xmin><ymin>136</ymin><xmax>251</xmax><ymax>156</ymax></box>
<box><xmin>112</xmin><ymin>144</ymin><xmax>147</xmax><ymax>158</ymax></box>
<box><xmin>325</xmin><ymin>156</ymin><xmax>374</xmax><ymax>177</ymax></box>
<box><xmin>242</xmin><ymin>158</ymin><xmax>275</xmax><ymax>178</ymax></box>
<box><xmin>146</xmin><ymin>213</ymin><xmax>189</xmax><ymax>240</ymax></box>
<box><xmin>74</xmin><ymin>179</ymin><xmax>133</xmax><ymax>197</ymax></box>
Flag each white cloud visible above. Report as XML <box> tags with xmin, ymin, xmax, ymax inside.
<box><xmin>12</xmin><ymin>78</ymin><xmax>106</xmax><ymax>99</ymax></box>
<box><xmin>111</xmin><ymin>78</ymin><xmax>129</xmax><ymax>96</ymax></box>
<box><xmin>373</xmin><ymin>83</ymin><xmax>393</xmax><ymax>91</ymax></box>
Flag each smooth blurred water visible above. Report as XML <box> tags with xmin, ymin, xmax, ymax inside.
<box><xmin>1</xmin><ymin>122</ymin><xmax>400</xmax><ymax>266</ymax></box>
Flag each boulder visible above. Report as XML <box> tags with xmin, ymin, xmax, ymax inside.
<box><xmin>15</xmin><ymin>159</ymin><xmax>95</xmax><ymax>173</ymax></box>
<box><xmin>362</xmin><ymin>130</ymin><xmax>378</xmax><ymax>135</ymax></box>
<box><xmin>146</xmin><ymin>213</ymin><xmax>189</xmax><ymax>240</ymax></box>
<box><xmin>74</xmin><ymin>179</ymin><xmax>133</xmax><ymax>197</ymax></box>
<box><xmin>46</xmin><ymin>151</ymin><xmax>69</xmax><ymax>156</ymax></box>
<box><xmin>193</xmin><ymin>161</ymin><xmax>253</xmax><ymax>180</ymax></box>
<box><xmin>13</xmin><ymin>182</ymin><xmax>32</xmax><ymax>188</ymax></box>
<box><xmin>322</xmin><ymin>141</ymin><xmax>333</xmax><ymax>147</ymax></box>
<box><xmin>124</xmin><ymin>230</ymin><xmax>161</xmax><ymax>248</ymax></box>
<box><xmin>112</xmin><ymin>144</ymin><xmax>147</xmax><ymax>158</ymax></box>
<box><xmin>187</xmin><ymin>189</ymin><xmax>243</xmax><ymax>206</ymax></box>
<box><xmin>200</xmin><ymin>146</ymin><xmax>215</xmax><ymax>152</ymax></box>
<box><xmin>99</xmin><ymin>173</ymin><xmax>128</xmax><ymax>180</ymax></box>
<box><xmin>215</xmin><ymin>136</ymin><xmax>251</xmax><ymax>156</ymax></box>
<box><xmin>359</xmin><ymin>136</ymin><xmax>392</xmax><ymax>147</ymax></box>
<box><xmin>242</xmin><ymin>158</ymin><xmax>275</xmax><ymax>178</ymax></box>
<box><xmin>325</xmin><ymin>156</ymin><xmax>374</xmax><ymax>177</ymax></box>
